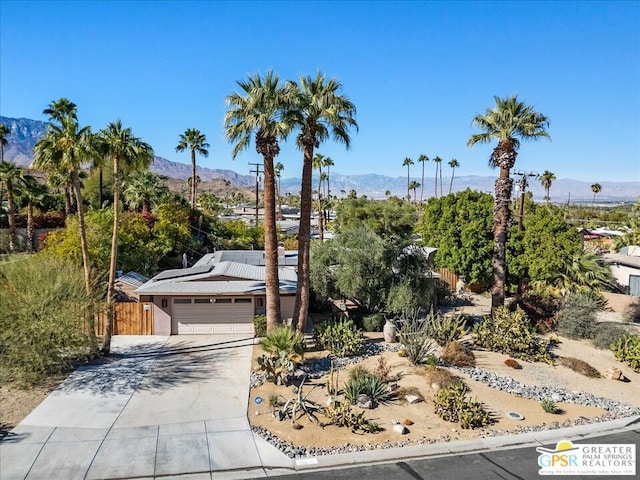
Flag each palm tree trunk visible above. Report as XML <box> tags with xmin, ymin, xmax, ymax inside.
<box><xmin>318</xmin><ymin>178</ymin><xmax>324</xmax><ymax>243</ymax></box>
<box><xmin>64</xmin><ymin>180</ymin><xmax>73</xmax><ymax>217</ymax></box>
<box><xmin>71</xmin><ymin>171</ymin><xmax>92</xmax><ymax>295</ymax></box>
<box><xmin>406</xmin><ymin>167</ymin><xmax>410</xmax><ymax>200</ymax></box>
<box><xmin>98</xmin><ymin>169</ymin><xmax>103</xmax><ymax>208</ymax></box>
<box><xmin>103</xmin><ymin>153</ymin><xmax>120</xmax><ymax>354</ymax></box>
<box><xmin>491</xmin><ymin>166</ymin><xmax>513</xmax><ymax>313</ymax></box>
<box><xmin>262</xmin><ymin>154</ymin><xmax>282</xmax><ymax>332</ymax></box>
<box><xmin>434</xmin><ymin>164</ymin><xmax>438</xmax><ymax>198</ymax></box>
<box><xmin>293</xmin><ymin>144</ymin><xmax>314</xmax><ymax>333</ymax></box>
<box><xmin>6</xmin><ymin>179</ymin><xmax>16</xmax><ymax>252</ymax></box>
<box><xmin>26</xmin><ymin>200</ymin><xmax>34</xmax><ymax>253</ymax></box>
<box><xmin>191</xmin><ymin>149</ymin><xmax>197</xmax><ymax>211</ymax></box>
<box><xmin>449</xmin><ymin>169</ymin><xmax>455</xmax><ymax>195</ymax></box>
<box><xmin>439</xmin><ymin>165</ymin><xmax>443</xmax><ymax>198</ymax></box>
<box><xmin>420</xmin><ymin>162</ymin><xmax>425</xmax><ymax>203</ymax></box>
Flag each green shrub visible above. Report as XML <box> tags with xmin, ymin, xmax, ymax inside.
<box><xmin>253</xmin><ymin>314</ymin><xmax>267</xmax><ymax>337</ymax></box>
<box><xmin>362</xmin><ymin>313</ymin><xmax>385</xmax><ymax>332</ymax></box>
<box><xmin>592</xmin><ymin>322</ymin><xmax>627</xmax><ymax>350</ymax></box>
<box><xmin>0</xmin><ymin>256</ymin><xmax>99</xmax><ymax>386</ymax></box>
<box><xmin>324</xmin><ymin>400</ymin><xmax>380</xmax><ymax>433</ymax></box>
<box><xmin>260</xmin><ymin>325</ymin><xmax>305</xmax><ymax>356</ymax></box>
<box><xmin>472</xmin><ymin>306</ymin><xmax>551</xmax><ymax>363</ymax></box>
<box><xmin>624</xmin><ymin>302</ymin><xmax>640</xmax><ymax>323</ymax></box>
<box><xmin>611</xmin><ymin>334</ymin><xmax>640</xmax><ymax>372</ymax></box>
<box><xmin>541</xmin><ymin>399</ymin><xmax>560</xmax><ymax>414</ymax></box>
<box><xmin>313</xmin><ymin>318</ymin><xmax>364</xmax><ymax>357</ymax></box>
<box><xmin>343</xmin><ymin>373</ymin><xmax>394</xmax><ymax>405</ymax></box>
<box><xmin>433</xmin><ymin>382</ymin><xmax>491</xmax><ymax>429</ymax></box>
<box><xmin>555</xmin><ymin>293</ymin><xmax>599</xmax><ymax>340</ymax></box>
<box><xmin>348</xmin><ymin>365</ymin><xmax>370</xmax><ymax>382</ymax></box>
<box><xmin>398</xmin><ymin>318</ymin><xmax>438</xmax><ymax>365</ymax></box>
<box><xmin>423</xmin><ymin>311</ymin><xmax>468</xmax><ymax>347</ymax></box>
<box><xmin>256</xmin><ymin>350</ymin><xmax>303</xmax><ymax>386</ymax></box>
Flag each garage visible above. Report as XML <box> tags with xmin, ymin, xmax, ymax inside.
<box><xmin>172</xmin><ymin>297</ymin><xmax>254</xmax><ymax>334</ymax></box>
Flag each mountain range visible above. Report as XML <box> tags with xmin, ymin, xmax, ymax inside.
<box><xmin>2</xmin><ymin>116</ymin><xmax>638</xmax><ymax>202</ymax></box>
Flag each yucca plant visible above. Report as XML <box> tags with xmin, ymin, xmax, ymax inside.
<box><xmin>343</xmin><ymin>373</ymin><xmax>395</xmax><ymax>405</ymax></box>
<box><xmin>398</xmin><ymin>318</ymin><xmax>438</xmax><ymax>365</ymax></box>
<box><xmin>541</xmin><ymin>398</ymin><xmax>560</xmax><ymax>414</ymax></box>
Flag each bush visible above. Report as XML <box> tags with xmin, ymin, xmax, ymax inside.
<box><xmin>472</xmin><ymin>306</ymin><xmax>551</xmax><ymax>363</ymax></box>
<box><xmin>433</xmin><ymin>382</ymin><xmax>491</xmax><ymax>429</ymax></box>
<box><xmin>557</xmin><ymin>357</ymin><xmax>601</xmax><ymax>378</ymax></box>
<box><xmin>253</xmin><ymin>314</ymin><xmax>267</xmax><ymax>337</ymax></box>
<box><xmin>258</xmin><ymin>325</ymin><xmax>305</xmax><ymax>385</ymax></box>
<box><xmin>260</xmin><ymin>325</ymin><xmax>305</xmax><ymax>356</ymax></box>
<box><xmin>440</xmin><ymin>341</ymin><xmax>476</xmax><ymax>367</ymax></box>
<box><xmin>362</xmin><ymin>313</ymin><xmax>385</xmax><ymax>332</ymax></box>
<box><xmin>511</xmin><ymin>293</ymin><xmax>558</xmax><ymax>333</ymax></box>
<box><xmin>423</xmin><ymin>311</ymin><xmax>468</xmax><ymax>347</ymax></box>
<box><xmin>398</xmin><ymin>318</ymin><xmax>438</xmax><ymax>365</ymax></box>
<box><xmin>555</xmin><ymin>293</ymin><xmax>599</xmax><ymax>340</ymax></box>
<box><xmin>422</xmin><ymin>366</ymin><xmax>462</xmax><ymax>389</ymax></box>
<box><xmin>313</xmin><ymin>318</ymin><xmax>364</xmax><ymax>357</ymax></box>
<box><xmin>624</xmin><ymin>302</ymin><xmax>640</xmax><ymax>323</ymax></box>
<box><xmin>323</xmin><ymin>400</ymin><xmax>380</xmax><ymax>433</ymax></box>
<box><xmin>541</xmin><ymin>399</ymin><xmax>560</xmax><ymax>414</ymax></box>
<box><xmin>504</xmin><ymin>358</ymin><xmax>522</xmax><ymax>369</ymax></box>
<box><xmin>0</xmin><ymin>256</ymin><xmax>98</xmax><ymax>386</ymax></box>
<box><xmin>592</xmin><ymin>323</ymin><xmax>627</xmax><ymax>350</ymax></box>
<box><xmin>611</xmin><ymin>334</ymin><xmax>640</xmax><ymax>372</ymax></box>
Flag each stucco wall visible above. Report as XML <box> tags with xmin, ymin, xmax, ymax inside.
<box><xmin>152</xmin><ymin>297</ymin><xmax>172</xmax><ymax>335</ymax></box>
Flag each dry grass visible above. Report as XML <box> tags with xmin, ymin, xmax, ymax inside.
<box><xmin>557</xmin><ymin>356</ymin><xmax>601</xmax><ymax>378</ymax></box>
<box><xmin>440</xmin><ymin>341</ymin><xmax>476</xmax><ymax>367</ymax></box>
<box><xmin>421</xmin><ymin>366</ymin><xmax>463</xmax><ymax>389</ymax></box>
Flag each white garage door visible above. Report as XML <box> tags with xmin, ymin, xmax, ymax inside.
<box><xmin>172</xmin><ymin>297</ymin><xmax>254</xmax><ymax>334</ymax></box>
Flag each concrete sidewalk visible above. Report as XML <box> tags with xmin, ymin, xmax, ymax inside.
<box><xmin>2</xmin><ymin>335</ymin><xmax>638</xmax><ymax>480</ymax></box>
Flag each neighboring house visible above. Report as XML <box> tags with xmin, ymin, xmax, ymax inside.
<box><xmin>114</xmin><ymin>272</ymin><xmax>149</xmax><ymax>302</ymax></box>
<box><xmin>136</xmin><ymin>250</ymin><xmax>297</xmax><ymax>335</ymax></box>
<box><xmin>604</xmin><ymin>246</ymin><xmax>640</xmax><ymax>296</ymax></box>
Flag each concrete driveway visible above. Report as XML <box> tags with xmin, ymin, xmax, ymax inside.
<box><xmin>0</xmin><ymin>335</ymin><xmax>289</xmax><ymax>480</ymax></box>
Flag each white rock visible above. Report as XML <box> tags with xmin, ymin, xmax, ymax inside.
<box><xmin>393</xmin><ymin>423</ymin><xmax>409</xmax><ymax>434</ymax></box>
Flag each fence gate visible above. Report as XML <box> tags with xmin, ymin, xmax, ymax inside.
<box><xmin>95</xmin><ymin>302</ymin><xmax>154</xmax><ymax>336</ymax></box>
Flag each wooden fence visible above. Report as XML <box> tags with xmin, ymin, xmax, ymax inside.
<box><xmin>437</xmin><ymin>267</ymin><xmax>459</xmax><ymax>292</ymax></box>
<box><xmin>94</xmin><ymin>302</ymin><xmax>154</xmax><ymax>336</ymax></box>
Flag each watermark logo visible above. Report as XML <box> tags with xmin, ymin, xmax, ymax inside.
<box><xmin>537</xmin><ymin>440</ymin><xmax>636</xmax><ymax>476</ymax></box>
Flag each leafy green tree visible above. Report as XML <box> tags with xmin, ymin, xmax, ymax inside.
<box><xmin>97</xmin><ymin>120</ymin><xmax>154</xmax><ymax>354</ymax></box>
<box><xmin>0</xmin><ymin>161</ymin><xmax>25</xmax><ymax>252</ymax></box>
<box><xmin>34</xmin><ymin>98</ymin><xmax>95</xmax><ymax>294</ymax></box>
<box><xmin>176</xmin><ymin>129</ymin><xmax>209</xmax><ymax>210</ymax></box>
<box><xmin>286</xmin><ymin>72</ymin><xmax>357</xmax><ymax>333</ymax></box>
<box><xmin>540</xmin><ymin>170</ymin><xmax>556</xmax><ymax>204</ymax></box>
<box><xmin>336</xmin><ymin>197</ymin><xmax>418</xmax><ymax>240</ymax></box>
<box><xmin>467</xmin><ymin>95</ymin><xmax>550</xmax><ymax>311</ymax></box>
<box><xmin>448</xmin><ymin>158</ymin><xmax>460</xmax><ymax>195</ymax></box>
<box><xmin>225</xmin><ymin>71</ymin><xmax>289</xmax><ymax>332</ymax></box>
<box><xmin>123</xmin><ymin>170</ymin><xmax>168</xmax><ymax>214</ymax></box>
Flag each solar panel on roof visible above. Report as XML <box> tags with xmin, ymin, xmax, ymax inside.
<box><xmin>152</xmin><ymin>265</ymin><xmax>212</xmax><ymax>281</ymax></box>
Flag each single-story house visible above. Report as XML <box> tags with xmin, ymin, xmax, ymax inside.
<box><xmin>136</xmin><ymin>250</ymin><xmax>298</xmax><ymax>335</ymax></box>
<box><xmin>603</xmin><ymin>247</ymin><xmax>640</xmax><ymax>297</ymax></box>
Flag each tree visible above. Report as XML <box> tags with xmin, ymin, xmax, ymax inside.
<box><xmin>20</xmin><ymin>174</ymin><xmax>48</xmax><ymax>252</ymax></box>
<box><xmin>98</xmin><ymin>120</ymin><xmax>154</xmax><ymax>354</ymax></box>
<box><xmin>402</xmin><ymin>157</ymin><xmax>413</xmax><ymax>200</ymax></box>
<box><xmin>467</xmin><ymin>95</ymin><xmax>550</xmax><ymax>311</ymax></box>
<box><xmin>0</xmin><ymin>123</ymin><xmax>10</xmax><ymax>162</ymax></box>
<box><xmin>591</xmin><ymin>183</ymin><xmax>602</xmax><ymax>206</ymax></box>
<box><xmin>336</xmin><ymin>197</ymin><xmax>417</xmax><ymax>240</ymax></box>
<box><xmin>34</xmin><ymin>99</ymin><xmax>95</xmax><ymax>294</ymax></box>
<box><xmin>225</xmin><ymin>71</ymin><xmax>290</xmax><ymax>332</ymax></box>
<box><xmin>323</xmin><ymin>156</ymin><xmax>334</xmax><ymax>224</ymax></box>
<box><xmin>540</xmin><ymin>170</ymin><xmax>556</xmax><ymax>204</ymax></box>
<box><xmin>176</xmin><ymin>128</ymin><xmax>209</xmax><ymax>211</ymax></box>
<box><xmin>448</xmin><ymin>158</ymin><xmax>460</xmax><ymax>195</ymax></box>
<box><xmin>123</xmin><ymin>170</ymin><xmax>168</xmax><ymax>214</ymax></box>
<box><xmin>432</xmin><ymin>156</ymin><xmax>442</xmax><ymax>197</ymax></box>
<box><xmin>313</xmin><ymin>153</ymin><xmax>326</xmax><ymax>241</ymax></box>
<box><xmin>409</xmin><ymin>180</ymin><xmax>420</xmax><ymax>203</ymax></box>
<box><xmin>286</xmin><ymin>71</ymin><xmax>357</xmax><ymax>333</ymax></box>
<box><xmin>0</xmin><ymin>161</ymin><xmax>24</xmax><ymax>252</ymax></box>
<box><xmin>274</xmin><ymin>161</ymin><xmax>284</xmax><ymax>220</ymax></box>
<box><xmin>418</xmin><ymin>154</ymin><xmax>428</xmax><ymax>202</ymax></box>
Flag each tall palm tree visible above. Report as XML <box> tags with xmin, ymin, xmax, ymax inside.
<box><xmin>468</xmin><ymin>95</ymin><xmax>550</xmax><ymax>312</ymax></box>
<box><xmin>417</xmin><ymin>154</ymin><xmax>428</xmax><ymax>202</ymax></box>
<box><xmin>409</xmin><ymin>180</ymin><xmax>420</xmax><ymax>203</ymax></box>
<box><xmin>432</xmin><ymin>156</ymin><xmax>442</xmax><ymax>197</ymax></box>
<box><xmin>0</xmin><ymin>123</ymin><xmax>10</xmax><ymax>162</ymax></box>
<box><xmin>313</xmin><ymin>153</ymin><xmax>326</xmax><ymax>241</ymax></box>
<box><xmin>323</xmin><ymin>156</ymin><xmax>334</xmax><ymax>223</ymax></box>
<box><xmin>591</xmin><ymin>183</ymin><xmax>602</xmax><ymax>206</ymax></box>
<box><xmin>225</xmin><ymin>71</ymin><xmax>291</xmax><ymax>332</ymax></box>
<box><xmin>20</xmin><ymin>174</ymin><xmax>48</xmax><ymax>252</ymax></box>
<box><xmin>274</xmin><ymin>161</ymin><xmax>284</xmax><ymax>220</ymax></box>
<box><xmin>285</xmin><ymin>72</ymin><xmax>357</xmax><ymax>333</ymax></box>
<box><xmin>34</xmin><ymin>99</ymin><xmax>95</xmax><ymax>294</ymax></box>
<box><xmin>176</xmin><ymin>128</ymin><xmax>209</xmax><ymax>210</ymax></box>
<box><xmin>448</xmin><ymin>158</ymin><xmax>460</xmax><ymax>195</ymax></box>
<box><xmin>98</xmin><ymin>120</ymin><xmax>154</xmax><ymax>354</ymax></box>
<box><xmin>540</xmin><ymin>170</ymin><xmax>556</xmax><ymax>204</ymax></box>
<box><xmin>123</xmin><ymin>170</ymin><xmax>167</xmax><ymax>214</ymax></box>
<box><xmin>402</xmin><ymin>157</ymin><xmax>413</xmax><ymax>200</ymax></box>
<box><xmin>0</xmin><ymin>161</ymin><xmax>24</xmax><ymax>252</ymax></box>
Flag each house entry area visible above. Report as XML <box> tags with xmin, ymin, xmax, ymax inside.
<box><xmin>172</xmin><ymin>297</ymin><xmax>254</xmax><ymax>334</ymax></box>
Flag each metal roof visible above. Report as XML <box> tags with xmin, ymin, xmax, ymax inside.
<box><xmin>152</xmin><ymin>265</ymin><xmax>213</xmax><ymax>281</ymax></box>
<box><xmin>116</xmin><ymin>271</ymin><xmax>150</xmax><ymax>287</ymax></box>
<box><xmin>136</xmin><ymin>279</ymin><xmax>296</xmax><ymax>295</ymax></box>
<box><xmin>193</xmin><ymin>250</ymin><xmax>298</xmax><ymax>268</ymax></box>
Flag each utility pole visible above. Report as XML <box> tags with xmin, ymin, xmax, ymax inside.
<box><xmin>513</xmin><ymin>171</ymin><xmax>538</xmax><ymax>231</ymax></box>
<box><xmin>249</xmin><ymin>162</ymin><xmax>263</xmax><ymax>227</ymax></box>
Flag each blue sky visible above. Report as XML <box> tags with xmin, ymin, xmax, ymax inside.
<box><xmin>1</xmin><ymin>0</ymin><xmax>638</xmax><ymax>183</ymax></box>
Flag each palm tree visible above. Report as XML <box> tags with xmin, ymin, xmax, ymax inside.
<box><xmin>468</xmin><ymin>95</ymin><xmax>550</xmax><ymax>311</ymax></box>
<box><xmin>176</xmin><ymin>129</ymin><xmax>209</xmax><ymax>211</ymax></box>
<box><xmin>409</xmin><ymin>180</ymin><xmax>420</xmax><ymax>203</ymax></box>
<box><xmin>448</xmin><ymin>158</ymin><xmax>460</xmax><ymax>195</ymax></box>
<box><xmin>20</xmin><ymin>174</ymin><xmax>48</xmax><ymax>252</ymax></box>
<box><xmin>591</xmin><ymin>183</ymin><xmax>602</xmax><ymax>206</ymax></box>
<box><xmin>402</xmin><ymin>157</ymin><xmax>413</xmax><ymax>200</ymax></box>
<box><xmin>286</xmin><ymin>72</ymin><xmax>357</xmax><ymax>333</ymax></box>
<box><xmin>0</xmin><ymin>123</ymin><xmax>10</xmax><ymax>162</ymax></box>
<box><xmin>323</xmin><ymin>156</ymin><xmax>334</xmax><ymax>222</ymax></box>
<box><xmin>313</xmin><ymin>153</ymin><xmax>326</xmax><ymax>241</ymax></box>
<box><xmin>123</xmin><ymin>170</ymin><xmax>167</xmax><ymax>214</ymax></box>
<box><xmin>34</xmin><ymin>99</ymin><xmax>95</xmax><ymax>294</ymax></box>
<box><xmin>540</xmin><ymin>170</ymin><xmax>556</xmax><ymax>204</ymax></box>
<box><xmin>98</xmin><ymin>120</ymin><xmax>154</xmax><ymax>354</ymax></box>
<box><xmin>417</xmin><ymin>154</ymin><xmax>428</xmax><ymax>202</ymax></box>
<box><xmin>432</xmin><ymin>156</ymin><xmax>442</xmax><ymax>197</ymax></box>
<box><xmin>274</xmin><ymin>161</ymin><xmax>284</xmax><ymax>220</ymax></box>
<box><xmin>225</xmin><ymin>71</ymin><xmax>290</xmax><ymax>333</ymax></box>
<box><xmin>0</xmin><ymin>161</ymin><xmax>25</xmax><ymax>252</ymax></box>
